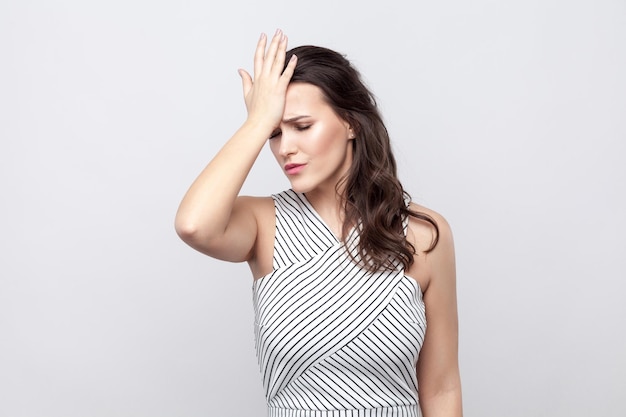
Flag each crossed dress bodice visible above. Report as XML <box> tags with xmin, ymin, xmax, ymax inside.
<box><xmin>252</xmin><ymin>190</ymin><xmax>426</xmax><ymax>417</ymax></box>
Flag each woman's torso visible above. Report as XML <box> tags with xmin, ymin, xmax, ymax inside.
<box><xmin>251</xmin><ymin>190</ymin><xmax>427</xmax><ymax>416</ymax></box>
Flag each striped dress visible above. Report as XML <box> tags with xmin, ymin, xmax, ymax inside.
<box><xmin>253</xmin><ymin>190</ymin><xmax>426</xmax><ymax>417</ymax></box>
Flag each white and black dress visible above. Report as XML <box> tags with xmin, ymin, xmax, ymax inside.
<box><xmin>253</xmin><ymin>189</ymin><xmax>426</xmax><ymax>417</ymax></box>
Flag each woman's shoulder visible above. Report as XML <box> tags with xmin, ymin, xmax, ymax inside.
<box><xmin>406</xmin><ymin>202</ymin><xmax>454</xmax><ymax>255</ymax></box>
<box><xmin>405</xmin><ymin>202</ymin><xmax>456</xmax><ymax>292</ymax></box>
<box><xmin>236</xmin><ymin>195</ymin><xmax>275</xmax><ymax>218</ymax></box>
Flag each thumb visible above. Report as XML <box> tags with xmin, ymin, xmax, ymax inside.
<box><xmin>238</xmin><ymin>69</ymin><xmax>253</xmax><ymax>97</ymax></box>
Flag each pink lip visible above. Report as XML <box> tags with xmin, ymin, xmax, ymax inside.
<box><xmin>284</xmin><ymin>163</ymin><xmax>306</xmax><ymax>175</ymax></box>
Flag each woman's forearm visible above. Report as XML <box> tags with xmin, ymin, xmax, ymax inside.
<box><xmin>174</xmin><ymin>119</ymin><xmax>273</xmax><ymax>241</ymax></box>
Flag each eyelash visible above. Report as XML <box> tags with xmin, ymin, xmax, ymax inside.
<box><xmin>269</xmin><ymin>131</ymin><xmax>281</xmax><ymax>140</ymax></box>
<box><xmin>269</xmin><ymin>125</ymin><xmax>311</xmax><ymax>139</ymax></box>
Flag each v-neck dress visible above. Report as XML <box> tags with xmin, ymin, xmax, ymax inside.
<box><xmin>252</xmin><ymin>189</ymin><xmax>426</xmax><ymax>417</ymax></box>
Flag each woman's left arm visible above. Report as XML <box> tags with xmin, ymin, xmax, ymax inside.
<box><xmin>415</xmin><ymin>214</ymin><xmax>463</xmax><ymax>417</ymax></box>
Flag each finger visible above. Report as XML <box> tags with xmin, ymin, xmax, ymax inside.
<box><xmin>262</xmin><ymin>29</ymin><xmax>283</xmax><ymax>75</ymax></box>
<box><xmin>279</xmin><ymin>54</ymin><xmax>297</xmax><ymax>85</ymax></box>
<box><xmin>253</xmin><ymin>33</ymin><xmax>267</xmax><ymax>80</ymax></box>
<box><xmin>238</xmin><ymin>69</ymin><xmax>253</xmax><ymax>98</ymax></box>
<box><xmin>272</xmin><ymin>34</ymin><xmax>288</xmax><ymax>74</ymax></box>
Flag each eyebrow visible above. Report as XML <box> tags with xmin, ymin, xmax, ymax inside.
<box><xmin>282</xmin><ymin>115</ymin><xmax>311</xmax><ymax>123</ymax></box>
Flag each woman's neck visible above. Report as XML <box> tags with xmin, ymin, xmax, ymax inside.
<box><xmin>304</xmin><ymin>186</ymin><xmax>346</xmax><ymax>238</ymax></box>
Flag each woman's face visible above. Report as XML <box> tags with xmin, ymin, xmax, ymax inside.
<box><xmin>269</xmin><ymin>82</ymin><xmax>353</xmax><ymax>195</ymax></box>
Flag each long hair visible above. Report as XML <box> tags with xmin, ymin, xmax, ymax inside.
<box><xmin>284</xmin><ymin>45</ymin><xmax>439</xmax><ymax>271</ymax></box>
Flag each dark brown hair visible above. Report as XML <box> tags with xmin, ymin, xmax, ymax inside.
<box><xmin>285</xmin><ymin>45</ymin><xmax>439</xmax><ymax>271</ymax></box>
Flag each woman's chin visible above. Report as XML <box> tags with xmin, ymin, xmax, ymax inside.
<box><xmin>286</xmin><ymin>178</ymin><xmax>315</xmax><ymax>194</ymax></box>
<box><xmin>289</xmin><ymin>184</ymin><xmax>313</xmax><ymax>194</ymax></box>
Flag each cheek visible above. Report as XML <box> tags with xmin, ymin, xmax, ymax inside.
<box><xmin>306</xmin><ymin>126</ymin><xmax>341</xmax><ymax>156</ymax></box>
<box><xmin>321</xmin><ymin>130</ymin><xmax>348</xmax><ymax>158</ymax></box>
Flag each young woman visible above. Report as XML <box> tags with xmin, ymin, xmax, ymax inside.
<box><xmin>175</xmin><ymin>29</ymin><xmax>462</xmax><ymax>417</ymax></box>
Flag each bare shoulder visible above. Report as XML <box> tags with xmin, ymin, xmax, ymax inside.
<box><xmin>236</xmin><ymin>195</ymin><xmax>274</xmax><ymax>219</ymax></box>
<box><xmin>407</xmin><ymin>202</ymin><xmax>454</xmax><ymax>254</ymax></box>
<box><xmin>406</xmin><ymin>202</ymin><xmax>456</xmax><ymax>292</ymax></box>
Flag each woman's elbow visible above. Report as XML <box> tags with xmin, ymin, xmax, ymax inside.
<box><xmin>174</xmin><ymin>214</ymin><xmax>201</xmax><ymax>243</ymax></box>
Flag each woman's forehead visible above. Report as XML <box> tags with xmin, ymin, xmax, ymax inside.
<box><xmin>284</xmin><ymin>83</ymin><xmax>329</xmax><ymax>117</ymax></box>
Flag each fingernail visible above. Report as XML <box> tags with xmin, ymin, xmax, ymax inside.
<box><xmin>275</xmin><ymin>28</ymin><xmax>282</xmax><ymax>36</ymax></box>
<box><xmin>259</xmin><ymin>32</ymin><xmax>266</xmax><ymax>40</ymax></box>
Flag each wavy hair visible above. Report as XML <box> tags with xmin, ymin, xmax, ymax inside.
<box><xmin>284</xmin><ymin>46</ymin><xmax>439</xmax><ymax>271</ymax></box>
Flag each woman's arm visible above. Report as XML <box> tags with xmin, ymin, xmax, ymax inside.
<box><xmin>412</xmin><ymin>212</ymin><xmax>463</xmax><ymax>417</ymax></box>
<box><xmin>175</xmin><ymin>30</ymin><xmax>296</xmax><ymax>262</ymax></box>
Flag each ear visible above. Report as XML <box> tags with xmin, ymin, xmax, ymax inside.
<box><xmin>346</xmin><ymin>125</ymin><xmax>355</xmax><ymax>140</ymax></box>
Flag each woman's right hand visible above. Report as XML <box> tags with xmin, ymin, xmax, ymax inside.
<box><xmin>238</xmin><ymin>29</ymin><xmax>298</xmax><ymax>131</ymax></box>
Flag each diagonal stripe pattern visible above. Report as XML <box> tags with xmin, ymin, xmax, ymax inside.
<box><xmin>253</xmin><ymin>190</ymin><xmax>426</xmax><ymax>417</ymax></box>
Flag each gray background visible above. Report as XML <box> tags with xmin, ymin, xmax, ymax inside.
<box><xmin>1</xmin><ymin>0</ymin><xmax>625</xmax><ymax>416</ymax></box>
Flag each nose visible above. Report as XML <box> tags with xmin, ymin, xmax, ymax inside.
<box><xmin>277</xmin><ymin>131</ymin><xmax>297</xmax><ymax>157</ymax></box>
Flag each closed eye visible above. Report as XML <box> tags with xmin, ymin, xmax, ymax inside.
<box><xmin>269</xmin><ymin>124</ymin><xmax>311</xmax><ymax>139</ymax></box>
<box><xmin>269</xmin><ymin>129</ymin><xmax>281</xmax><ymax>140</ymax></box>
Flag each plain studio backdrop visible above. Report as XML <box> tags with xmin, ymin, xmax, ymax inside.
<box><xmin>1</xmin><ymin>1</ymin><xmax>625</xmax><ymax>416</ymax></box>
